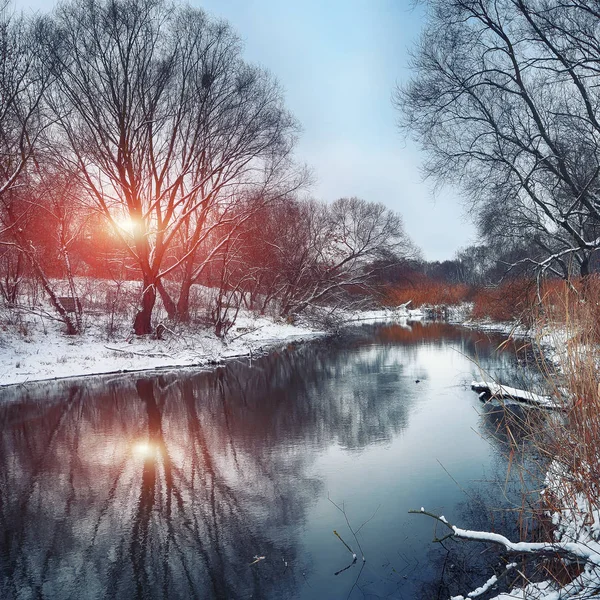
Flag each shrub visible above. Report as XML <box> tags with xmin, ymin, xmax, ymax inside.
<box><xmin>384</xmin><ymin>276</ymin><xmax>471</xmax><ymax>307</ymax></box>
<box><xmin>471</xmin><ymin>279</ymin><xmax>536</xmax><ymax>322</ymax></box>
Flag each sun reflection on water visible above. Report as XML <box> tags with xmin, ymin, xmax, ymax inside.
<box><xmin>131</xmin><ymin>439</ymin><xmax>161</xmax><ymax>460</ymax></box>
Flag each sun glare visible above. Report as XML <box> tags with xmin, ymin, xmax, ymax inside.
<box><xmin>114</xmin><ymin>216</ymin><xmax>138</xmax><ymax>236</ymax></box>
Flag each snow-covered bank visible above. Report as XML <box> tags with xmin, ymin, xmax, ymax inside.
<box><xmin>0</xmin><ymin>307</ymin><xmax>415</xmax><ymax>388</ymax></box>
<box><xmin>461</xmin><ymin>316</ymin><xmax>529</xmax><ymax>337</ymax></box>
<box><xmin>449</xmin><ymin>316</ymin><xmax>600</xmax><ymax>600</ymax></box>
<box><xmin>0</xmin><ymin>311</ymin><xmax>320</xmax><ymax>387</ymax></box>
<box><xmin>340</xmin><ymin>305</ymin><xmax>422</xmax><ymax>323</ymax></box>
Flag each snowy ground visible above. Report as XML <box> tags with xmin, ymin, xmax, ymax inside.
<box><xmin>0</xmin><ymin>310</ymin><xmax>316</xmax><ymax>387</ymax></box>
<box><xmin>0</xmin><ymin>305</ymin><xmax>413</xmax><ymax>388</ymax></box>
<box><xmin>461</xmin><ymin>316</ymin><xmax>530</xmax><ymax>337</ymax></box>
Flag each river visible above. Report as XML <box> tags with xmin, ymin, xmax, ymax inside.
<box><xmin>0</xmin><ymin>321</ymin><xmax>546</xmax><ymax>599</ymax></box>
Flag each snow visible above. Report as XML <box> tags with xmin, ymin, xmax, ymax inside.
<box><xmin>0</xmin><ymin>306</ymin><xmax>415</xmax><ymax>388</ymax></box>
<box><xmin>339</xmin><ymin>305</ymin><xmax>412</xmax><ymax>322</ymax></box>
<box><xmin>471</xmin><ymin>380</ymin><xmax>560</xmax><ymax>409</ymax></box>
<box><xmin>445</xmin><ymin>302</ymin><xmax>475</xmax><ymax>323</ymax></box>
<box><xmin>0</xmin><ymin>309</ymin><xmax>321</xmax><ymax>387</ymax></box>
<box><xmin>462</xmin><ymin>317</ymin><xmax>529</xmax><ymax>337</ymax></box>
<box><xmin>451</xmin><ymin>526</ymin><xmax>600</xmax><ymax>564</ymax></box>
<box><xmin>450</xmin><ymin>571</ymin><xmax>500</xmax><ymax>599</ymax></box>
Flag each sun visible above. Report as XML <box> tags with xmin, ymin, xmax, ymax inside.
<box><xmin>113</xmin><ymin>216</ymin><xmax>138</xmax><ymax>236</ymax></box>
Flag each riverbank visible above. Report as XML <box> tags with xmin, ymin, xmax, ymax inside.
<box><xmin>453</xmin><ymin>311</ymin><xmax>600</xmax><ymax>600</ymax></box>
<box><xmin>0</xmin><ymin>305</ymin><xmax>415</xmax><ymax>388</ymax></box>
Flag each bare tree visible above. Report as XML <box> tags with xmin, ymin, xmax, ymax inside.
<box><xmin>29</xmin><ymin>164</ymin><xmax>88</xmax><ymax>331</ymax></box>
<box><xmin>0</xmin><ymin>0</ymin><xmax>85</xmax><ymax>334</ymax></box>
<box><xmin>0</xmin><ymin>2</ymin><xmax>55</xmax><ymax>310</ymax></box>
<box><xmin>159</xmin><ymin>173</ymin><xmax>305</xmax><ymax>323</ymax></box>
<box><xmin>241</xmin><ymin>196</ymin><xmax>415</xmax><ymax>318</ymax></box>
<box><xmin>41</xmin><ymin>0</ymin><xmax>299</xmax><ymax>334</ymax></box>
<box><xmin>287</xmin><ymin>196</ymin><xmax>415</xmax><ymax>314</ymax></box>
<box><xmin>397</xmin><ymin>0</ymin><xmax>600</xmax><ymax>280</ymax></box>
<box><xmin>0</xmin><ymin>162</ymin><xmax>89</xmax><ymax>334</ymax></box>
<box><xmin>0</xmin><ymin>245</ymin><xmax>23</xmax><ymax>304</ymax></box>
<box><xmin>0</xmin><ymin>1</ymin><xmax>48</xmax><ymax>206</ymax></box>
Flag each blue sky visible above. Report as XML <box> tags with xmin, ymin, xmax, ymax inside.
<box><xmin>17</xmin><ymin>0</ymin><xmax>476</xmax><ymax>260</ymax></box>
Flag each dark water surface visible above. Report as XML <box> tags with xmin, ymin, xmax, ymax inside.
<box><xmin>0</xmin><ymin>322</ymin><xmax>544</xmax><ymax>599</ymax></box>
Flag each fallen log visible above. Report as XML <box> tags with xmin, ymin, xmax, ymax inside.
<box><xmin>471</xmin><ymin>380</ymin><xmax>560</xmax><ymax>410</ymax></box>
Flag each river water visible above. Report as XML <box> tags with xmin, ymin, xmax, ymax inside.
<box><xmin>0</xmin><ymin>322</ymin><xmax>545</xmax><ymax>599</ymax></box>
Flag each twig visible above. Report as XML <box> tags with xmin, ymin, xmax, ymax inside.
<box><xmin>104</xmin><ymin>345</ymin><xmax>171</xmax><ymax>358</ymax></box>
<box><xmin>436</xmin><ymin>459</ymin><xmax>475</xmax><ymax>501</ymax></box>
<box><xmin>334</xmin><ymin>530</ymin><xmax>355</xmax><ymax>556</ymax></box>
<box><xmin>334</xmin><ymin>557</ymin><xmax>357</xmax><ymax>576</ymax></box>
<box><xmin>328</xmin><ymin>494</ymin><xmax>367</xmax><ymax>561</ymax></box>
<box><xmin>228</xmin><ymin>325</ymin><xmax>263</xmax><ymax>342</ymax></box>
<box><xmin>356</xmin><ymin>504</ymin><xmax>381</xmax><ymax>534</ymax></box>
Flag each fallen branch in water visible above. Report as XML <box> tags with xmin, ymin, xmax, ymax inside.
<box><xmin>333</xmin><ymin>529</ymin><xmax>356</xmax><ymax>558</ymax></box>
<box><xmin>410</xmin><ymin>507</ymin><xmax>600</xmax><ymax>599</ymax></box>
<box><xmin>328</xmin><ymin>494</ymin><xmax>367</xmax><ymax>563</ymax></box>
<box><xmin>409</xmin><ymin>508</ymin><xmax>598</xmax><ymax>564</ymax></box>
<box><xmin>332</xmin><ymin>527</ymin><xmax>358</xmax><ymax>575</ymax></box>
<box><xmin>471</xmin><ymin>380</ymin><xmax>561</xmax><ymax>410</ymax></box>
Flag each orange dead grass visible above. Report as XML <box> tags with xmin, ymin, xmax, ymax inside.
<box><xmin>471</xmin><ymin>278</ymin><xmax>578</xmax><ymax>322</ymax></box>
<box><xmin>386</xmin><ymin>276</ymin><xmax>579</xmax><ymax>323</ymax></box>
<box><xmin>471</xmin><ymin>279</ymin><xmax>537</xmax><ymax>322</ymax></box>
<box><xmin>384</xmin><ymin>276</ymin><xmax>470</xmax><ymax>308</ymax></box>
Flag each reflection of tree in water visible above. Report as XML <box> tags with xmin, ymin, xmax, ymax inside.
<box><xmin>210</xmin><ymin>338</ymin><xmax>417</xmax><ymax>452</ymax></box>
<box><xmin>0</xmin><ymin>376</ymin><xmax>312</xmax><ymax>599</ymax></box>
<box><xmin>0</xmin><ymin>322</ymin><xmax>542</xmax><ymax>599</ymax></box>
<box><xmin>0</xmin><ymin>332</ymin><xmax>421</xmax><ymax>600</ymax></box>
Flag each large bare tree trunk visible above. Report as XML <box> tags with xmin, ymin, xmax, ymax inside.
<box><xmin>133</xmin><ymin>278</ymin><xmax>157</xmax><ymax>336</ymax></box>
<box><xmin>156</xmin><ymin>275</ymin><xmax>191</xmax><ymax>322</ymax></box>
<box><xmin>174</xmin><ymin>260</ymin><xmax>195</xmax><ymax>322</ymax></box>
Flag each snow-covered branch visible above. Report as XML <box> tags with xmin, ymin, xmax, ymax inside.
<box><xmin>410</xmin><ymin>508</ymin><xmax>600</xmax><ymax>565</ymax></box>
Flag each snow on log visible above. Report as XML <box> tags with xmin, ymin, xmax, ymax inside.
<box><xmin>471</xmin><ymin>380</ymin><xmax>561</xmax><ymax>410</ymax></box>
